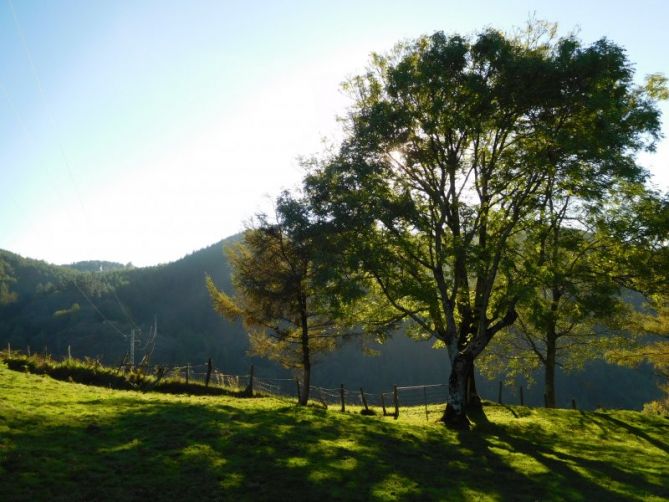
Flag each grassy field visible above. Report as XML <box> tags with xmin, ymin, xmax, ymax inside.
<box><xmin>0</xmin><ymin>362</ymin><xmax>667</xmax><ymax>501</ymax></box>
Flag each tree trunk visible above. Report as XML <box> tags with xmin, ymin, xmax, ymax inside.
<box><xmin>442</xmin><ymin>352</ymin><xmax>472</xmax><ymax>430</ymax></box>
<box><xmin>465</xmin><ymin>362</ymin><xmax>482</xmax><ymax>412</ymax></box>
<box><xmin>298</xmin><ymin>305</ymin><xmax>311</xmax><ymax>406</ymax></box>
<box><xmin>299</xmin><ymin>362</ymin><xmax>311</xmax><ymax>406</ymax></box>
<box><xmin>545</xmin><ymin>332</ymin><xmax>557</xmax><ymax>408</ymax></box>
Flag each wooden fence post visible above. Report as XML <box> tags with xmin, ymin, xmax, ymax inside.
<box><xmin>27</xmin><ymin>345</ymin><xmax>30</xmax><ymax>357</ymax></box>
<box><xmin>498</xmin><ymin>381</ymin><xmax>503</xmax><ymax>404</ymax></box>
<box><xmin>340</xmin><ymin>384</ymin><xmax>345</xmax><ymax>412</ymax></box>
<box><xmin>295</xmin><ymin>378</ymin><xmax>301</xmax><ymax>402</ymax></box>
<box><xmin>571</xmin><ymin>399</ymin><xmax>577</xmax><ymax>410</ymax></box>
<box><xmin>186</xmin><ymin>362</ymin><xmax>190</xmax><ymax>384</ymax></box>
<box><xmin>248</xmin><ymin>364</ymin><xmax>254</xmax><ymax>396</ymax></box>
<box><xmin>205</xmin><ymin>358</ymin><xmax>213</xmax><ymax>388</ymax></box>
<box><xmin>67</xmin><ymin>345</ymin><xmax>72</xmax><ymax>362</ymax></box>
<box><xmin>360</xmin><ymin>388</ymin><xmax>369</xmax><ymax>413</ymax></box>
<box><xmin>318</xmin><ymin>387</ymin><xmax>328</xmax><ymax>409</ymax></box>
<box><xmin>393</xmin><ymin>385</ymin><xmax>399</xmax><ymax>419</ymax></box>
<box><xmin>423</xmin><ymin>386</ymin><xmax>429</xmax><ymax>421</ymax></box>
<box><xmin>154</xmin><ymin>366</ymin><xmax>165</xmax><ymax>386</ymax></box>
<box><xmin>7</xmin><ymin>342</ymin><xmax>10</xmax><ymax>358</ymax></box>
<box><xmin>380</xmin><ymin>393</ymin><xmax>387</xmax><ymax>416</ymax></box>
<box><xmin>519</xmin><ymin>385</ymin><xmax>524</xmax><ymax>406</ymax></box>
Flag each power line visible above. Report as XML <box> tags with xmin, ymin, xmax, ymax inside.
<box><xmin>0</xmin><ymin>82</ymin><xmax>26</xmax><ymax>218</ymax></box>
<box><xmin>6</xmin><ymin>0</ymin><xmax>89</xmax><ymax>223</ymax></box>
<box><xmin>71</xmin><ymin>277</ymin><xmax>128</xmax><ymax>339</ymax></box>
<box><xmin>0</xmin><ymin>82</ymin><xmax>130</xmax><ymax>339</ymax></box>
<box><xmin>112</xmin><ymin>287</ymin><xmax>140</xmax><ymax>331</ymax></box>
<box><xmin>6</xmin><ymin>0</ymin><xmax>135</xmax><ymax>342</ymax></box>
<box><xmin>2</xmin><ymin>59</ymin><xmax>129</xmax><ymax>339</ymax></box>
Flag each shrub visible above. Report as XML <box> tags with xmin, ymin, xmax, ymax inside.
<box><xmin>642</xmin><ymin>399</ymin><xmax>669</xmax><ymax>417</ymax></box>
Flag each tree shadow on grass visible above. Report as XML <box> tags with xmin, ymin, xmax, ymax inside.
<box><xmin>2</xmin><ymin>397</ymin><xmax>667</xmax><ymax>501</ymax></box>
<box><xmin>463</xmin><ymin>425</ymin><xmax>667</xmax><ymax>501</ymax></box>
<box><xmin>590</xmin><ymin>412</ymin><xmax>669</xmax><ymax>455</ymax></box>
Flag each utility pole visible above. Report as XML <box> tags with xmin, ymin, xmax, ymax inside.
<box><xmin>130</xmin><ymin>329</ymin><xmax>135</xmax><ymax>369</ymax></box>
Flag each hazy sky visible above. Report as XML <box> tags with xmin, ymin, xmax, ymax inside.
<box><xmin>1</xmin><ymin>0</ymin><xmax>667</xmax><ymax>266</ymax></box>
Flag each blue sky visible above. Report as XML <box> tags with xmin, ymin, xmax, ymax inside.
<box><xmin>1</xmin><ymin>0</ymin><xmax>667</xmax><ymax>266</ymax></box>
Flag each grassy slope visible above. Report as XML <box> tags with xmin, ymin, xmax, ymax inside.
<box><xmin>0</xmin><ymin>363</ymin><xmax>667</xmax><ymax>502</ymax></box>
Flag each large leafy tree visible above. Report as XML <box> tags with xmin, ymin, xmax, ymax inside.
<box><xmin>207</xmin><ymin>195</ymin><xmax>354</xmax><ymax>405</ymax></box>
<box><xmin>304</xmin><ymin>27</ymin><xmax>661</xmax><ymax>428</ymax></box>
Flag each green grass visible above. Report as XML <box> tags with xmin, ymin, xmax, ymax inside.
<box><xmin>2</xmin><ymin>353</ymin><xmax>242</xmax><ymax>397</ymax></box>
<box><xmin>0</xmin><ymin>363</ymin><xmax>667</xmax><ymax>501</ymax></box>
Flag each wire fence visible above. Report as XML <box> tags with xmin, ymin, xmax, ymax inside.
<box><xmin>6</xmin><ymin>342</ymin><xmax>561</xmax><ymax>420</ymax></box>
<box><xmin>1</xmin><ymin>343</ymin><xmax>451</xmax><ymax>421</ymax></box>
<box><xmin>129</xmin><ymin>359</ymin><xmax>452</xmax><ymax>421</ymax></box>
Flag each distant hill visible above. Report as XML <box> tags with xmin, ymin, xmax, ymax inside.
<box><xmin>0</xmin><ymin>235</ymin><xmax>250</xmax><ymax>372</ymax></box>
<box><xmin>0</xmin><ymin>236</ymin><xmax>662</xmax><ymax>410</ymax></box>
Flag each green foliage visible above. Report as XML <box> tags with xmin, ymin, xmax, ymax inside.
<box><xmin>207</xmin><ymin>199</ymin><xmax>362</xmax><ymax>404</ymax></box>
<box><xmin>0</xmin><ymin>257</ymin><xmax>19</xmax><ymax>305</ymax></box>
<box><xmin>642</xmin><ymin>399</ymin><xmax>669</xmax><ymax>417</ymax></box>
<box><xmin>598</xmin><ymin>194</ymin><xmax>669</xmax><ymax>409</ymax></box>
<box><xmin>4</xmin><ymin>353</ymin><xmax>139</xmax><ymax>390</ymax></box>
<box><xmin>643</xmin><ymin>399</ymin><xmax>669</xmax><ymax>418</ymax></box>
<box><xmin>63</xmin><ymin>261</ymin><xmax>134</xmax><ymax>273</ymax></box>
<box><xmin>0</xmin><ymin>220</ymin><xmax>663</xmax><ymax>410</ymax></box>
<box><xmin>209</xmin><ymin>225</ymin><xmax>335</xmax><ymax>364</ymax></box>
<box><xmin>607</xmin><ymin>295</ymin><xmax>669</xmax><ymax>410</ymax></box>
<box><xmin>303</xmin><ymin>24</ymin><xmax>663</xmax><ymax>424</ymax></box>
<box><xmin>53</xmin><ymin>303</ymin><xmax>81</xmax><ymax>318</ymax></box>
<box><xmin>0</xmin><ymin>238</ymin><xmax>254</xmax><ymax>374</ymax></box>
<box><xmin>645</xmin><ymin>73</ymin><xmax>669</xmax><ymax>101</ymax></box>
<box><xmin>1</xmin><ymin>363</ymin><xmax>668</xmax><ymax>500</ymax></box>
<box><xmin>478</xmin><ymin>184</ymin><xmax>668</xmax><ymax>405</ymax></box>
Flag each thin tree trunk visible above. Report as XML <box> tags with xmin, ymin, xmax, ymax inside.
<box><xmin>298</xmin><ymin>305</ymin><xmax>311</xmax><ymax>406</ymax></box>
<box><xmin>300</xmin><ymin>362</ymin><xmax>311</xmax><ymax>406</ymax></box>
<box><xmin>545</xmin><ymin>331</ymin><xmax>557</xmax><ymax>408</ymax></box>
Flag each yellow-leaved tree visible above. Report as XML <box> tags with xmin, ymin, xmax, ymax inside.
<box><xmin>206</xmin><ymin>194</ymin><xmax>359</xmax><ymax>406</ymax></box>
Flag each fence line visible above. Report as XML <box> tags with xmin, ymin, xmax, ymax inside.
<box><xmin>121</xmin><ymin>353</ymin><xmax>454</xmax><ymax>420</ymax></box>
<box><xmin>3</xmin><ymin>345</ymin><xmax>573</xmax><ymax>418</ymax></box>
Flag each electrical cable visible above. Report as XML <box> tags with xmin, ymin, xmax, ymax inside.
<box><xmin>5</xmin><ymin>0</ymin><xmax>137</xmax><ymax>342</ymax></box>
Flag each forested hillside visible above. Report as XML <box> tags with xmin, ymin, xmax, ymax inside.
<box><xmin>0</xmin><ymin>236</ymin><xmax>661</xmax><ymax>409</ymax></box>
<box><xmin>0</xmin><ymin>236</ymin><xmax>247</xmax><ymax>372</ymax></box>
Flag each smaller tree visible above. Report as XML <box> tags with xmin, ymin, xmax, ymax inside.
<box><xmin>603</xmin><ymin>190</ymin><xmax>669</xmax><ymax>412</ymax></box>
<box><xmin>606</xmin><ymin>295</ymin><xmax>669</xmax><ymax>414</ymax></box>
<box><xmin>480</xmin><ymin>185</ymin><xmax>668</xmax><ymax>407</ymax></box>
<box><xmin>478</xmin><ymin>200</ymin><xmax>630</xmax><ymax>408</ymax></box>
<box><xmin>207</xmin><ymin>196</ymin><xmax>351</xmax><ymax>405</ymax></box>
